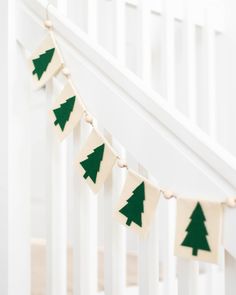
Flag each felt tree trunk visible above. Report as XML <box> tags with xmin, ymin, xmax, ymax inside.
<box><xmin>181</xmin><ymin>202</ymin><xmax>211</xmax><ymax>256</ymax></box>
<box><xmin>53</xmin><ymin>96</ymin><xmax>76</xmax><ymax>131</ymax></box>
<box><xmin>80</xmin><ymin>143</ymin><xmax>105</xmax><ymax>183</ymax></box>
<box><xmin>119</xmin><ymin>182</ymin><xmax>145</xmax><ymax>227</ymax></box>
<box><xmin>32</xmin><ymin>48</ymin><xmax>55</xmax><ymax>80</ymax></box>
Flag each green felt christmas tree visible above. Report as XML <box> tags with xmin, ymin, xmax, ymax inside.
<box><xmin>181</xmin><ymin>202</ymin><xmax>211</xmax><ymax>256</ymax></box>
<box><xmin>32</xmin><ymin>48</ymin><xmax>55</xmax><ymax>80</ymax></box>
<box><xmin>119</xmin><ymin>182</ymin><xmax>145</xmax><ymax>227</ymax></box>
<box><xmin>53</xmin><ymin>96</ymin><xmax>76</xmax><ymax>131</ymax></box>
<box><xmin>80</xmin><ymin>143</ymin><xmax>105</xmax><ymax>183</ymax></box>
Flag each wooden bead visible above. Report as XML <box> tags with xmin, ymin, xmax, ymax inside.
<box><xmin>117</xmin><ymin>159</ymin><xmax>127</xmax><ymax>168</ymax></box>
<box><xmin>162</xmin><ymin>190</ymin><xmax>175</xmax><ymax>199</ymax></box>
<box><xmin>225</xmin><ymin>197</ymin><xmax>236</xmax><ymax>208</ymax></box>
<box><xmin>85</xmin><ymin>114</ymin><xmax>93</xmax><ymax>124</ymax></box>
<box><xmin>44</xmin><ymin>20</ymin><xmax>53</xmax><ymax>29</ymax></box>
<box><xmin>62</xmin><ymin>67</ymin><xmax>71</xmax><ymax>77</ymax></box>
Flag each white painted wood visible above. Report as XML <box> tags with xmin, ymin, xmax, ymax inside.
<box><xmin>204</xmin><ymin>8</ymin><xmax>217</xmax><ymax>139</ymax></box>
<box><xmin>177</xmin><ymin>259</ymin><xmax>199</xmax><ymax>295</ymax></box>
<box><xmin>96</xmin><ymin>0</ymin><xmax>114</xmax><ymax>55</ymax></box>
<box><xmin>55</xmin><ymin>0</ymin><xmax>68</xmax><ymax>14</ymax></box>
<box><xmin>205</xmin><ymin>264</ymin><xmax>222</xmax><ymax>295</ymax></box>
<box><xmin>67</xmin><ymin>0</ymin><xmax>88</xmax><ymax>31</ymax></box>
<box><xmin>47</xmin><ymin>0</ymin><xmax>58</xmax><ymax>8</ymax></box>
<box><xmin>45</xmin><ymin>82</ymin><xmax>54</xmax><ymax>295</ymax></box>
<box><xmin>151</xmin><ymin>0</ymin><xmax>162</xmax><ymax>14</ymax></box>
<box><xmin>113</xmin><ymin>0</ymin><xmax>126</xmax><ymax>64</ymax></box>
<box><xmin>88</xmin><ymin>0</ymin><xmax>97</xmax><ymax>41</ymax></box>
<box><xmin>8</xmin><ymin>2</ymin><xmax>235</xmax><ymax>295</ymax></box>
<box><xmin>48</xmin><ymin>0</ymin><xmax>68</xmax><ymax>14</ymax></box>
<box><xmin>13</xmin><ymin>1</ymin><xmax>233</xmax><ymax>292</ymax></box>
<box><xmin>126</xmin><ymin>0</ymin><xmax>224</xmax><ymax>30</ymax></box>
<box><xmin>172</xmin><ymin>0</ymin><xmax>184</xmax><ymax>21</ymax></box>
<box><xmin>224</xmin><ymin>205</ymin><xmax>236</xmax><ymax>260</ymax></box>
<box><xmin>146</xmin><ymin>223</ymin><xmax>160</xmax><ymax>293</ymax></box>
<box><xmin>137</xmin><ymin>0</ymin><xmax>152</xmax><ymax>83</ymax></box>
<box><xmin>46</xmin><ymin>80</ymin><xmax>68</xmax><ymax>295</ymax></box>
<box><xmin>103</xmin><ymin>131</ymin><xmax>115</xmax><ymax>295</ymax></box>
<box><xmin>103</xmin><ymin>132</ymin><xmax>126</xmax><ymax>295</ymax></box>
<box><xmin>0</xmin><ymin>0</ymin><xmax>10</xmax><ymax>293</ymax></box>
<box><xmin>183</xmin><ymin>0</ymin><xmax>197</xmax><ymax>122</ymax></box>
<box><xmin>72</xmin><ymin>124</ymin><xmax>80</xmax><ymax>295</ymax></box>
<box><xmin>75</xmin><ymin>119</ymin><xmax>98</xmax><ymax>295</ymax></box>
<box><xmin>18</xmin><ymin>2</ymin><xmax>235</xmax><ymax>207</ymax></box>
<box><xmin>225</xmin><ymin>251</ymin><xmax>236</xmax><ymax>295</ymax></box>
<box><xmin>8</xmin><ymin>43</ymin><xmax>31</xmax><ymax>295</ymax></box>
<box><xmin>66</xmin><ymin>132</ymin><xmax>74</xmax><ymax>292</ymax></box>
<box><xmin>161</xmin><ymin>199</ymin><xmax>177</xmax><ymax>295</ymax></box>
<box><xmin>147</xmin><ymin>175</ymin><xmax>160</xmax><ymax>294</ymax></box>
<box><xmin>18</xmin><ymin>0</ymin><xmax>236</xmax><ymax>197</ymax></box>
<box><xmin>138</xmin><ymin>236</ymin><xmax>149</xmax><ymax>295</ymax></box>
<box><xmin>138</xmin><ymin>168</ymin><xmax>160</xmax><ymax>295</ymax></box>
<box><xmin>162</xmin><ymin>0</ymin><xmax>175</xmax><ymax>105</ymax></box>
<box><xmin>12</xmin><ymin>1</ymin><xmax>235</xmax><ymax>295</ymax></box>
<box><xmin>138</xmin><ymin>165</ymin><xmax>149</xmax><ymax>295</ymax></box>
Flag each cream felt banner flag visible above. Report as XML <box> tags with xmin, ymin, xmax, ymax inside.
<box><xmin>76</xmin><ymin>128</ymin><xmax>117</xmax><ymax>193</ymax></box>
<box><xmin>49</xmin><ymin>81</ymin><xmax>84</xmax><ymax>141</ymax></box>
<box><xmin>174</xmin><ymin>198</ymin><xmax>222</xmax><ymax>264</ymax></box>
<box><xmin>115</xmin><ymin>170</ymin><xmax>161</xmax><ymax>237</ymax></box>
<box><xmin>29</xmin><ymin>33</ymin><xmax>63</xmax><ymax>88</ymax></box>
<box><xmin>224</xmin><ymin>205</ymin><xmax>236</xmax><ymax>259</ymax></box>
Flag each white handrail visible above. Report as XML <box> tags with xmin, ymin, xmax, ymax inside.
<box><xmin>18</xmin><ymin>0</ymin><xmax>236</xmax><ymax>194</ymax></box>
<box><xmin>12</xmin><ymin>1</ymin><xmax>236</xmax><ymax>295</ymax></box>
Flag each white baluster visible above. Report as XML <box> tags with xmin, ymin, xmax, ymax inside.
<box><xmin>48</xmin><ymin>0</ymin><xmax>67</xmax><ymax>13</ymax></box>
<box><xmin>138</xmin><ymin>165</ymin><xmax>149</xmax><ymax>295</ymax></box>
<box><xmin>138</xmin><ymin>0</ymin><xmax>152</xmax><ymax>84</ymax></box>
<box><xmin>103</xmin><ymin>131</ymin><xmax>126</xmax><ymax>295</ymax></box>
<box><xmin>177</xmin><ymin>259</ymin><xmax>199</xmax><ymax>295</ymax></box>
<box><xmin>147</xmin><ymin>175</ymin><xmax>160</xmax><ymax>294</ymax></box>
<box><xmin>113</xmin><ymin>0</ymin><xmax>126</xmax><ymax>64</ymax></box>
<box><xmin>183</xmin><ymin>0</ymin><xmax>197</xmax><ymax>123</ymax></box>
<box><xmin>46</xmin><ymin>81</ymin><xmax>68</xmax><ymax>295</ymax></box>
<box><xmin>103</xmin><ymin>154</ymin><xmax>113</xmax><ymax>295</ymax></box>
<box><xmin>225</xmin><ymin>251</ymin><xmax>236</xmax><ymax>295</ymax></box>
<box><xmin>67</xmin><ymin>0</ymin><xmax>87</xmax><ymax>31</ymax></box>
<box><xmin>88</xmin><ymin>0</ymin><xmax>97</xmax><ymax>41</ymax></box>
<box><xmin>204</xmin><ymin>5</ymin><xmax>216</xmax><ymax>139</ymax></box>
<box><xmin>205</xmin><ymin>264</ymin><xmax>222</xmax><ymax>295</ymax></box>
<box><xmin>162</xmin><ymin>0</ymin><xmax>175</xmax><ymax>105</ymax></box>
<box><xmin>73</xmin><ymin>119</ymin><xmax>98</xmax><ymax>295</ymax></box>
<box><xmin>8</xmin><ymin>44</ymin><xmax>31</xmax><ymax>295</ymax></box>
<box><xmin>160</xmin><ymin>197</ymin><xmax>177</xmax><ymax>295</ymax></box>
<box><xmin>72</xmin><ymin>124</ymin><xmax>80</xmax><ymax>295</ymax></box>
<box><xmin>0</xmin><ymin>0</ymin><xmax>9</xmax><ymax>292</ymax></box>
<box><xmin>136</xmin><ymin>165</ymin><xmax>160</xmax><ymax>295</ymax></box>
<box><xmin>66</xmin><ymin>131</ymin><xmax>74</xmax><ymax>293</ymax></box>
<box><xmin>138</xmin><ymin>165</ymin><xmax>161</xmax><ymax>295</ymax></box>
<box><xmin>205</xmin><ymin>250</ymin><xmax>225</xmax><ymax>295</ymax></box>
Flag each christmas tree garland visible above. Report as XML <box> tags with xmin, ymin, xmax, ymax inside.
<box><xmin>28</xmin><ymin>10</ymin><xmax>236</xmax><ymax>264</ymax></box>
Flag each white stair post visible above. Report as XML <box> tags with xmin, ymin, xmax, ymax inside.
<box><xmin>225</xmin><ymin>251</ymin><xmax>236</xmax><ymax>295</ymax></box>
<box><xmin>8</xmin><ymin>28</ymin><xmax>31</xmax><ymax>295</ymax></box>
<box><xmin>0</xmin><ymin>0</ymin><xmax>10</xmax><ymax>293</ymax></box>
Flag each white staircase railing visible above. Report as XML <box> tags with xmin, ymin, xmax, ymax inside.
<box><xmin>49</xmin><ymin>0</ymin><xmax>225</xmax><ymax>139</ymax></box>
<box><xmin>4</xmin><ymin>0</ymin><xmax>236</xmax><ymax>295</ymax></box>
